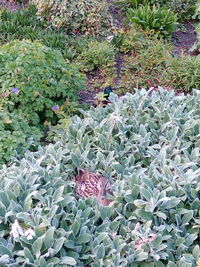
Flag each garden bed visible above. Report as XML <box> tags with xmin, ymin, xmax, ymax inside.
<box><xmin>0</xmin><ymin>0</ymin><xmax>200</xmax><ymax>266</ymax></box>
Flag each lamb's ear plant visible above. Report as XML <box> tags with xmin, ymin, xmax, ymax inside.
<box><xmin>0</xmin><ymin>88</ymin><xmax>200</xmax><ymax>266</ymax></box>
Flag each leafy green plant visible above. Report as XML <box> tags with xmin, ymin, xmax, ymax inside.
<box><xmin>31</xmin><ymin>0</ymin><xmax>113</xmax><ymax>36</ymax></box>
<box><xmin>0</xmin><ymin>89</ymin><xmax>200</xmax><ymax>266</ymax></box>
<box><xmin>116</xmin><ymin>0</ymin><xmax>168</xmax><ymax>9</ymax></box>
<box><xmin>127</xmin><ymin>4</ymin><xmax>177</xmax><ymax>37</ymax></box>
<box><xmin>194</xmin><ymin>0</ymin><xmax>200</xmax><ymax>19</ymax></box>
<box><xmin>78</xmin><ymin>40</ymin><xmax>116</xmax><ymax>72</ymax></box>
<box><xmin>169</xmin><ymin>0</ymin><xmax>196</xmax><ymax>20</ymax></box>
<box><xmin>0</xmin><ymin>6</ymin><xmax>94</xmax><ymax>61</ymax></box>
<box><xmin>0</xmin><ymin>109</ymin><xmax>42</xmax><ymax>166</ymax></box>
<box><xmin>0</xmin><ymin>40</ymin><xmax>86</xmax><ymax>125</ymax></box>
<box><xmin>112</xmin><ymin>28</ymin><xmax>146</xmax><ymax>53</ymax></box>
<box><xmin>118</xmin><ymin>0</ymin><xmax>196</xmax><ymax>20</ymax></box>
<box><xmin>163</xmin><ymin>53</ymin><xmax>200</xmax><ymax>91</ymax></box>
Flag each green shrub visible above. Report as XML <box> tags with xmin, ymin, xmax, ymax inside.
<box><xmin>0</xmin><ymin>6</ymin><xmax>93</xmax><ymax>61</ymax></box>
<box><xmin>0</xmin><ymin>109</ymin><xmax>42</xmax><ymax>165</ymax></box>
<box><xmin>0</xmin><ymin>89</ymin><xmax>200</xmax><ymax>266</ymax></box>
<box><xmin>78</xmin><ymin>40</ymin><xmax>116</xmax><ymax>72</ymax></box>
<box><xmin>31</xmin><ymin>0</ymin><xmax>113</xmax><ymax>36</ymax></box>
<box><xmin>0</xmin><ymin>40</ymin><xmax>86</xmax><ymax>125</ymax></box>
<box><xmin>127</xmin><ymin>4</ymin><xmax>177</xmax><ymax>37</ymax></box>
<box><xmin>163</xmin><ymin>54</ymin><xmax>200</xmax><ymax>91</ymax></box>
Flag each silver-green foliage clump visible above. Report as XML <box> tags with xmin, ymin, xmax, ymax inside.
<box><xmin>0</xmin><ymin>88</ymin><xmax>200</xmax><ymax>266</ymax></box>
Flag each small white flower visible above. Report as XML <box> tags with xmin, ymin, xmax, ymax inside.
<box><xmin>24</xmin><ymin>229</ymin><xmax>35</xmax><ymax>240</ymax></box>
<box><xmin>106</xmin><ymin>35</ymin><xmax>114</xmax><ymax>42</ymax></box>
<box><xmin>10</xmin><ymin>219</ymin><xmax>23</xmax><ymax>238</ymax></box>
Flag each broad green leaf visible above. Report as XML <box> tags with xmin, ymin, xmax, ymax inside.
<box><xmin>76</xmin><ymin>233</ymin><xmax>91</xmax><ymax>244</ymax></box>
<box><xmin>136</xmin><ymin>209</ymin><xmax>153</xmax><ymax>221</ymax></box>
<box><xmin>193</xmin><ymin>245</ymin><xmax>200</xmax><ymax>259</ymax></box>
<box><xmin>60</xmin><ymin>256</ymin><xmax>76</xmax><ymax>265</ymax></box>
<box><xmin>24</xmin><ymin>247</ymin><xmax>34</xmax><ymax>263</ymax></box>
<box><xmin>96</xmin><ymin>244</ymin><xmax>105</xmax><ymax>259</ymax></box>
<box><xmin>71</xmin><ymin>219</ymin><xmax>80</xmax><ymax>236</ymax></box>
<box><xmin>53</xmin><ymin>237</ymin><xmax>65</xmax><ymax>255</ymax></box>
<box><xmin>32</xmin><ymin>237</ymin><xmax>43</xmax><ymax>258</ymax></box>
<box><xmin>70</xmin><ymin>152</ymin><xmax>81</xmax><ymax>167</ymax></box>
<box><xmin>44</xmin><ymin>227</ymin><xmax>55</xmax><ymax>249</ymax></box>
<box><xmin>53</xmin><ymin>186</ymin><xmax>65</xmax><ymax>203</ymax></box>
<box><xmin>182</xmin><ymin>211</ymin><xmax>193</xmax><ymax>225</ymax></box>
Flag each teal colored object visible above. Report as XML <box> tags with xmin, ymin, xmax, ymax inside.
<box><xmin>104</xmin><ymin>86</ymin><xmax>113</xmax><ymax>100</ymax></box>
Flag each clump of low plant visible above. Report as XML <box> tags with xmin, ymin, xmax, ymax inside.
<box><xmin>0</xmin><ymin>89</ymin><xmax>200</xmax><ymax>266</ymax></box>
<box><xmin>78</xmin><ymin>40</ymin><xmax>116</xmax><ymax>72</ymax></box>
<box><xmin>118</xmin><ymin>0</ymin><xmax>196</xmax><ymax>20</ymax></box>
<box><xmin>31</xmin><ymin>0</ymin><xmax>113</xmax><ymax>36</ymax></box>
<box><xmin>112</xmin><ymin>27</ymin><xmax>147</xmax><ymax>53</ymax></box>
<box><xmin>162</xmin><ymin>53</ymin><xmax>200</xmax><ymax>91</ymax></box>
<box><xmin>0</xmin><ymin>108</ymin><xmax>42</xmax><ymax>165</ymax></box>
<box><xmin>127</xmin><ymin>4</ymin><xmax>177</xmax><ymax>37</ymax></box>
<box><xmin>0</xmin><ymin>40</ymin><xmax>86</xmax><ymax>125</ymax></box>
<box><xmin>119</xmin><ymin>34</ymin><xmax>172</xmax><ymax>90</ymax></box>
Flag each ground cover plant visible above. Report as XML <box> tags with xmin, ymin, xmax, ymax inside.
<box><xmin>0</xmin><ymin>89</ymin><xmax>200</xmax><ymax>266</ymax></box>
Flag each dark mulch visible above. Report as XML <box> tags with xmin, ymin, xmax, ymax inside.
<box><xmin>107</xmin><ymin>0</ymin><xmax>125</xmax><ymax>29</ymax></box>
<box><xmin>171</xmin><ymin>21</ymin><xmax>198</xmax><ymax>56</ymax></box>
<box><xmin>77</xmin><ymin>90</ymin><xmax>97</xmax><ymax>105</ymax></box>
<box><xmin>0</xmin><ymin>0</ymin><xmax>20</xmax><ymax>11</ymax></box>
